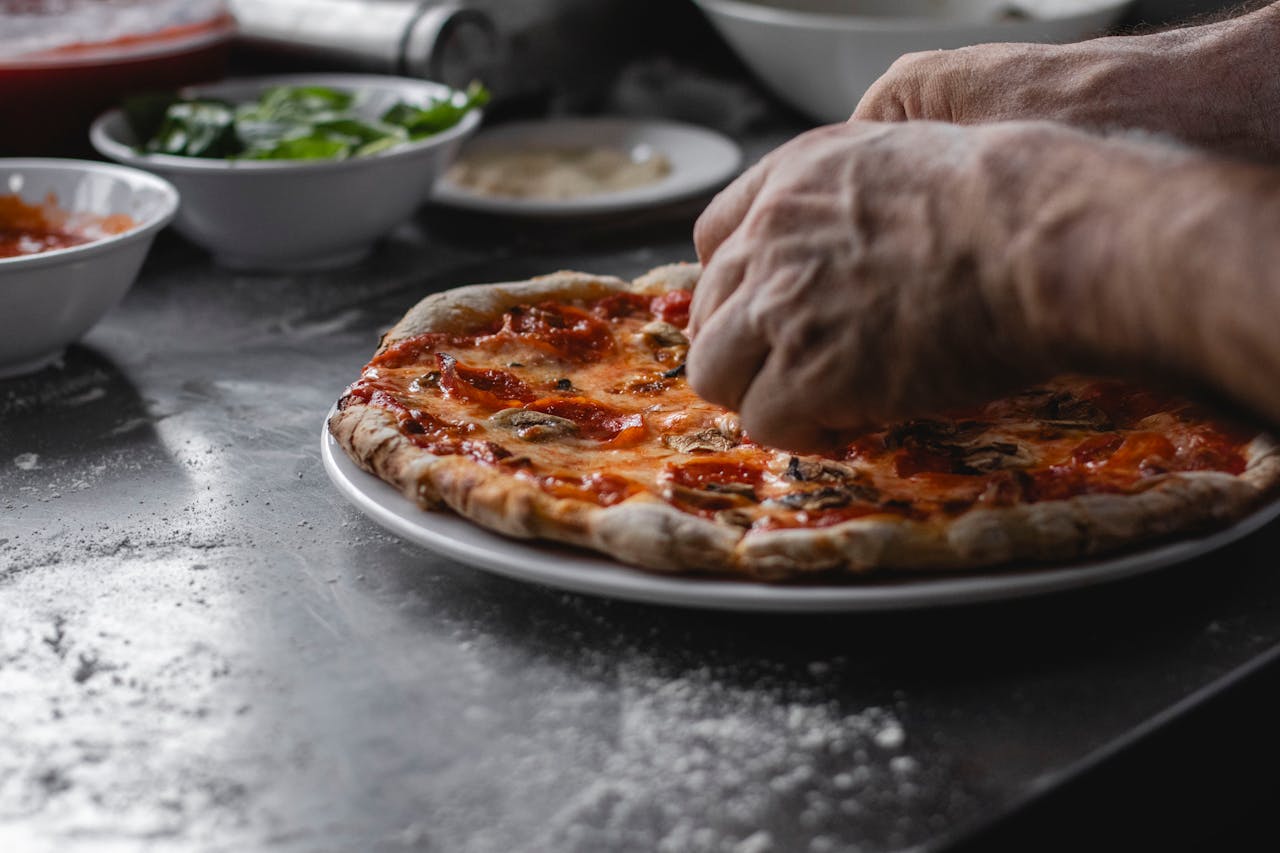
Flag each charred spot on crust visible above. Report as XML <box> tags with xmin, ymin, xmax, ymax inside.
<box><xmin>555</xmin><ymin>378</ymin><xmax>573</xmax><ymax>391</ymax></box>
<box><xmin>661</xmin><ymin>363</ymin><xmax>686</xmax><ymax>379</ymax></box>
<box><xmin>468</xmin><ymin>440</ymin><xmax>512</xmax><ymax>464</ymax></box>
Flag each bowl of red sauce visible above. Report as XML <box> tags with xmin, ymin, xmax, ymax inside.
<box><xmin>0</xmin><ymin>1</ymin><xmax>234</xmax><ymax>157</ymax></box>
<box><xmin>0</xmin><ymin>159</ymin><xmax>178</xmax><ymax>378</ymax></box>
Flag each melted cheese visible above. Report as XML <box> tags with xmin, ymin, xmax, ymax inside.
<box><xmin>351</xmin><ymin>296</ymin><xmax>1250</xmax><ymax>530</ymax></box>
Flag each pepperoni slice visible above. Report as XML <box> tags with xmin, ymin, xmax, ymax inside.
<box><xmin>348</xmin><ymin>388</ymin><xmax>469</xmax><ymax>453</ymax></box>
<box><xmin>525</xmin><ymin>396</ymin><xmax>646</xmax><ymax>445</ymax></box>
<box><xmin>495</xmin><ymin>302</ymin><xmax>615</xmax><ymax>361</ymax></box>
<box><xmin>592</xmin><ymin>293</ymin><xmax>653</xmax><ymax>320</ymax></box>
<box><xmin>438</xmin><ymin>353</ymin><xmax>536</xmax><ymax>409</ymax></box>
<box><xmin>893</xmin><ymin>448</ymin><xmax>956</xmax><ymax>478</ymax></box>
<box><xmin>1071</xmin><ymin>434</ymin><xmax>1125</xmax><ymax>466</ymax></box>
<box><xmin>1179</xmin><ymin>427</ymin><xmax>1247</xmax><ymax>474</ymax></box>
<box><xmin>1082</xmin><ymin>381</ymin><xmax>1189</xmax><ymax>429</ymax></box>
<box><xmin>650</xmin><ymin>290</ymin><xmax>692</xmax><ymax>327</ymax></box>
<box><xmin>668</xmin><ymin>458</ymin><xmax>765</xmax><ymax>490</ymax></box>
<box><xmin>1103</xmin><ymin>432</ymin><xmax>1177</xmax><ymax>473</ymax></box>
<box><xmin>371</xmin><ymin>326</ymin><xmax>501</xmax><ymax>369</ymax></box>
<box><xmin>523</xmin><ymin>471</ymin><xmax>640</xmax><ymax>506</ymax></box>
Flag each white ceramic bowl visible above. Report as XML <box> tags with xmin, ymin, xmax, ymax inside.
<box><xmin>0</xmin><ymin>159</ymin><xmax>178</xmax><ymax>378</ymax></box>
<box><xmin>90</xmin><ymin>73</ymin><xmax>481</xmax><ymax>271</ymax></box>
<box><xmin>692</xmin><ymin>0</ymin><xmax>1135</xmax><ymax>123</ymax></box>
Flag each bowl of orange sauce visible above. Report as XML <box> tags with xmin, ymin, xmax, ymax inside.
<box><xmin>0</xmin><ymin>159</ymin><xmax>178</xmax><ymax>378</ymax></box>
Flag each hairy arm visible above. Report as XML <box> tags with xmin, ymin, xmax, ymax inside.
<box><xmin>853</xmin><ymin>1</ymin><xmax>1280</xmax><ymax>160</ymax></box>
<box><xmin>1015</xmin><ymin>134</ymin><xmax>1280</xmax><ymax>424</ymax></box>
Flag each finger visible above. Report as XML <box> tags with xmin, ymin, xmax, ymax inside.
<box><xmin>736</xmin><ymin>349</ymin><xmax>838</xmax><ymax>452</ymax></box>
<box><xmin>851</xmin><ymin>79</ymin><xmax>908</xmax><ymax>122</ymax></box>
<box><xmin>685</xmin><ymin>288</ymin><xmax>770</xmax><ymax>414</ymax></box>
<box><xmin>687</xmin><ymin>241</ymin><xmax>748</xmax><ymax>339</ymax></box>
<box><xmin>692</xmin><ymin>157</ymin><xmax>770</xmax><ymax>265</ymax></box>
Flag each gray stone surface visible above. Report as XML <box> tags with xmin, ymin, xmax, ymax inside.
<box><xmin>4</xmin><ymin>190</ymin><xmax>1280</xmax><ymax>853</ymax></box>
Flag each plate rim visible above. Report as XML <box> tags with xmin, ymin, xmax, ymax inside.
<box><xmin>430</xmin><ymin>116</ymin><xmax>744</xmax><ymax>217</ymax></box>
<box><xmin>321</xmin><ymin>416</ymin><xmax>1280</xmax><ymax>612</ymax></box>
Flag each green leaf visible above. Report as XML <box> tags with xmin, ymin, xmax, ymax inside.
<box><xmin>146</xmin><ymin>100</ymin><xmax>240</xmax><ymax>157</ymax></box>
<box><xmin>122</xmin><ymin>92</ymin><xmax>179</xmax><ymax>146</ymax></box>
<box><xmin>125</xmin><ymin>82</ymin><xmax>484</xmax><ymax>161</ymax></box>
<box><xmin>242</xmin><ymin>134</ymin><xmax>352</xmax><ymax>161</ymax></box>
<box><xmin>314</xmin><ymin>118</ymin><xmax>404</xmax><ymax>146</ymax></box>
<box><xmin>238</xmin><ymin>85</ymin><xmax>354</xmax><ymax>123</ymax></box>
<box><xmin>382</xmin><ymin>81</ymin><xmax>489</xmax><ymax>139</ymax></box>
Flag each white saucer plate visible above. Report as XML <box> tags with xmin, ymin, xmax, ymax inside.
<box><xmin>322</xmin><ymin>421</ymin><xmax>1280</xmax><ymax>612</ymax></box>
<box><xmin>430</xmin><ymin>117</ymin><xmax>743</xmax><ymax>217</ymax></box>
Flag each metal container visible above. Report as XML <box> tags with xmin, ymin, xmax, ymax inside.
<box><xmin>228</xmin><ymin>0</ymin><xmax>497</xmax><ymax>90</ymax></box>
<box><xmin>229</xmin><ymin>0</ymin><xmax>648</xmax><ymax>111</ymax></box>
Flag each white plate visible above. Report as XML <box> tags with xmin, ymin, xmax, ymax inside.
<box><xmin>322</xmin><ymin>422</ymin><xmax>1280</xmax><ymax>612</ymax></box>
<box><xmin>430</xmin><ymin>117</ymin><xmax>743</xmax><ymax>217</ymax></box>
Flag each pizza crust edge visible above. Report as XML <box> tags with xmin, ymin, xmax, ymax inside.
<box><xmin>330</xmin><ymin>264</ymin><xmax>742</xmax><ymax>574</ymax></box>
<box><xmin>330</xmin><ymin>265</ymin><xmax>1280</xmax><ymax>580</ymax></box>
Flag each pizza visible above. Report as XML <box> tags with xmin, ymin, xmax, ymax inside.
<box><xmin>329</xmin><ymin>264</ymin><xmax>1280</xmax><ymax>580</ymax></box>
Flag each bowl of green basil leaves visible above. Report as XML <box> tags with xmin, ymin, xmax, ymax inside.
<box><xmin>90</xmin><ymin>73</ymin><xmax>485</xmax><ymax>271</ymax></box>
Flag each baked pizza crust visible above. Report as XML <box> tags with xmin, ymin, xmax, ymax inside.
<box><xmin>330</xmin><ymin>266</ymin><xmax>739</xmax><ymax>574</ymax></box>
<box><xmin>330</xmin><ymin>265</ymin><xmax>1280</xmax><ymax>580</ymax></box>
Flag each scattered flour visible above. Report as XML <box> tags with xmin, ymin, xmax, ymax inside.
<box><xmin>530</xmin><ymin>661</ymin><xmax>923</xmax><ymax>853</ymax></box>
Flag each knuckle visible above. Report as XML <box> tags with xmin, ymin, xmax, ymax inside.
<box><xmin>886</xmin><ymin>50</ymin><xmax>936</xmax><ymax>77</ymax></box>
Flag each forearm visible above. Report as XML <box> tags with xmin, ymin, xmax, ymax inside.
<box><xmin>855</xmin><ymin>1</ymin><xmax>1280</xmax><ymax>160</ymax></box>
<box><xmin>1136</xmin><ymin>1</ymin><xmax>1280</xmax><ymax>160</ymax></box>
<box><xmin>1010</xmin><ymin>139</ymin><xmax>1280</xmax><ymax>423</ymax></box>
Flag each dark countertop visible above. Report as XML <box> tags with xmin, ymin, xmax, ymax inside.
<box><xmin>5</xmin><ymin>198</ymin><xmax>1280</xmax><ymax>853</ymax></box>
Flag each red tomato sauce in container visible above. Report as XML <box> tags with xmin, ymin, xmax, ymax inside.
<box><xmin>0</xmin><ymin>193</ymin><xmax>136</xmax><ymax>259</ymax></box>
<box><xmin>0</xmin><ymin>1</ymin><xmax>235</xmax><ymax>156</ymax></box>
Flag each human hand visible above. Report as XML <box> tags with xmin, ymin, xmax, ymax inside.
<box><xmin>686</xmin><ymin>120</ymin><xmax>1172</xmax><ymax>451</ymax></box>
<box><xmin>853</xmin><ymin>4</ymin><xmax>1280</xmax><ymax>160</ymax></box>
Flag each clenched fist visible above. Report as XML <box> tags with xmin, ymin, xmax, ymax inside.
<box><xmin>686</xmin><ymin>120</ymin><xmax>1204</xmax><ymax>451</ymax></box>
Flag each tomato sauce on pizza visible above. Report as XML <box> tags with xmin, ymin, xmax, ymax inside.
<box><xmin>331</xmin><ymin>266</ymin><xmax>1278</xmax><ymax>578</ymax></box>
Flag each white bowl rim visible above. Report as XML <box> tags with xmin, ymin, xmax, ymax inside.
<box><xmin>691</xmin><ymin>0</ymin><xmax>1133</xmax><ymax>31</ymax></box>
<box><xmin>0</xmin><ymin>157</ymin><xmax>179</xmax><ymax>270</ymax></box>
<box><xmin>89</xmin><ymin>72</ymin><xmax>483</xmax><ymax>175</ymax></box>
<box><xmin>0</xmin><ymin>15</ymin><xmax>235</xmax><ymax>69</ymax></box>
